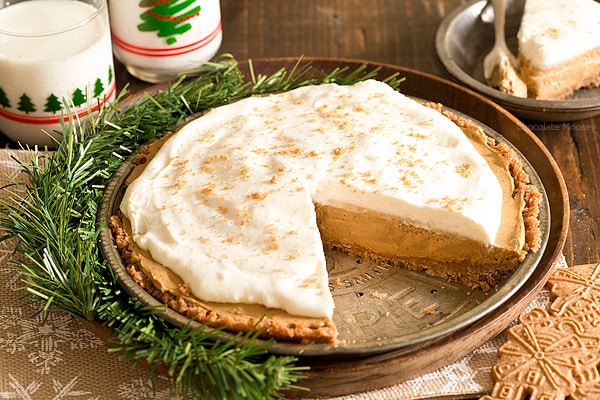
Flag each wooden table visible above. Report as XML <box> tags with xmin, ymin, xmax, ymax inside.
<box><xmin>0</xmin><ymin>1</ymin><xmax>597</xmax><ymax>399</ymax></box>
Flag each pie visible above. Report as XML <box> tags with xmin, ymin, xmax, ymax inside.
<box><xmin>110</xmin><ymin>80</ymin><xmax>542</xmax><ymax>344</ymax></box>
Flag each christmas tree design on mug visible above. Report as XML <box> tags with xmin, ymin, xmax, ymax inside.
<box><xmin>108</xmin><ymin>0</ymin><xmax>222</xmax><ymax>83</ymax></box>
<box><xmin>0</xmin><ymin>65</ymin><xmax>114</xmax><ymax>120</ymax></box>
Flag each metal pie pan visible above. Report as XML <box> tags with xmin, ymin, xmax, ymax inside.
<box><xmin>98</xmin><ymin>65</ymin><xmax>551</xmax><ymax>359</ymax></box>
<box><xmin>436</xmin><ymin>0</ymin><xmax>600</xmax><ymax>122</ymax></box>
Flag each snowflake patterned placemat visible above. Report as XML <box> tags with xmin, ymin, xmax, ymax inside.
<box><xmin>0</xmin><ymin>149</ymin><xmax>563</xmax><ymax>400</ymax></box>
<box><xmin>0</xmin><ymin>150</ymin><xmax>177</xmax><ymax>400</ymax></box>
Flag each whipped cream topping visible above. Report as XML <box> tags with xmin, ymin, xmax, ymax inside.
<box><xmin>518</xmin><ymin>0</ymin><xmax>600</xmax><ymax>69</ymax></box>
<box><xmin>120</xmin><ymin>80</ymin><xmax>504</xmax><ymax>319</ymax></box>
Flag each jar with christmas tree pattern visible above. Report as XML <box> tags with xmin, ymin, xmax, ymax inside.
<box><xmin>108</xmin><ymin>0</ymin><xmax>222</xmax><ymax>83</ymax></box>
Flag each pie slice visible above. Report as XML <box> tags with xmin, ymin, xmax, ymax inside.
<box><xmin>516</xmin><ymin>0</ymin><xmax>600</xmax><ymax>100</ymax></box>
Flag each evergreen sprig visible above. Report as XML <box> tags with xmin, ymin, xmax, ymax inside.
<box><xmin>0</xmin><ymin>54</ymin><xmax>405</xmax><ymax>399</ymax></box>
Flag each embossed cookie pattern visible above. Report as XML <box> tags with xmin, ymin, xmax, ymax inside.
<box><xmin>482</xmin><ymin>263</ymin><xmax>600</xmax><ymax>400</ymax></box>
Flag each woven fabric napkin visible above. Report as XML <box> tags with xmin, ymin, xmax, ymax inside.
<box><xmin>0</xmin><ymin>149</ymin><xmax>561</xmax><ymax>400</ymax></box>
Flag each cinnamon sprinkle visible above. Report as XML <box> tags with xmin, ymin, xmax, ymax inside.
<box><xmin>251</xmin><ymin>191</ymin><xmax>268</xmax><ymax>200</ymax></box>
<box><xmin>456</xmin><ymin>162</ymin><xmax>473</xmax><ymax>177</ymax></box>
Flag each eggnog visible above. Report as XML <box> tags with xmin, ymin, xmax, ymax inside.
<box><xmin>0</xmin><ymin>0</ymin><xmax>115</xmax><ymax>146</ymax></box>
<box><xmin>109</xmin><ymin>0</ymin><xmax>222</xmax><ymax>83</ymax></box>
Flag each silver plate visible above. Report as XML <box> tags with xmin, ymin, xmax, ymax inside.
<box><xmin>98</xmin><ymin>96</ymin><xmax>550</xmax><ymax>358</ymax></box>
<box><xmin>435</xmin><ymin>0</ymin><xmax>600</xmax><ymax>121</ymax></box>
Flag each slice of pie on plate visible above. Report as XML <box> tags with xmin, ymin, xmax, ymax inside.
<box><xmin>516</xmin><ymin>0</ymin><xmax>600</xmax><ymax>100</ymax></box>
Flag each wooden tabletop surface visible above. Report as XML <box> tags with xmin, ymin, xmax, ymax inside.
<box><xmin>116</xmin><ymin>0</ymin><xmax>598</xmax><ymax>269</ymax></box>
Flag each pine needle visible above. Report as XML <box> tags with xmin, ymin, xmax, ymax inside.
<box><xmin>0</xmin><ymin>54</ymin><xmax>404</xmax><ymax>399</ymax></box>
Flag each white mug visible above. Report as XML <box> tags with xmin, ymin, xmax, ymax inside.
<box><xmin>0</xmin><ymin>0</ymin><xmax>116</xmax><ymax>147</ymax></box>
<box><xmin>108</xmin><ymin>0</ymin><xmax>222</xmax><ymax>83</ymax></box>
